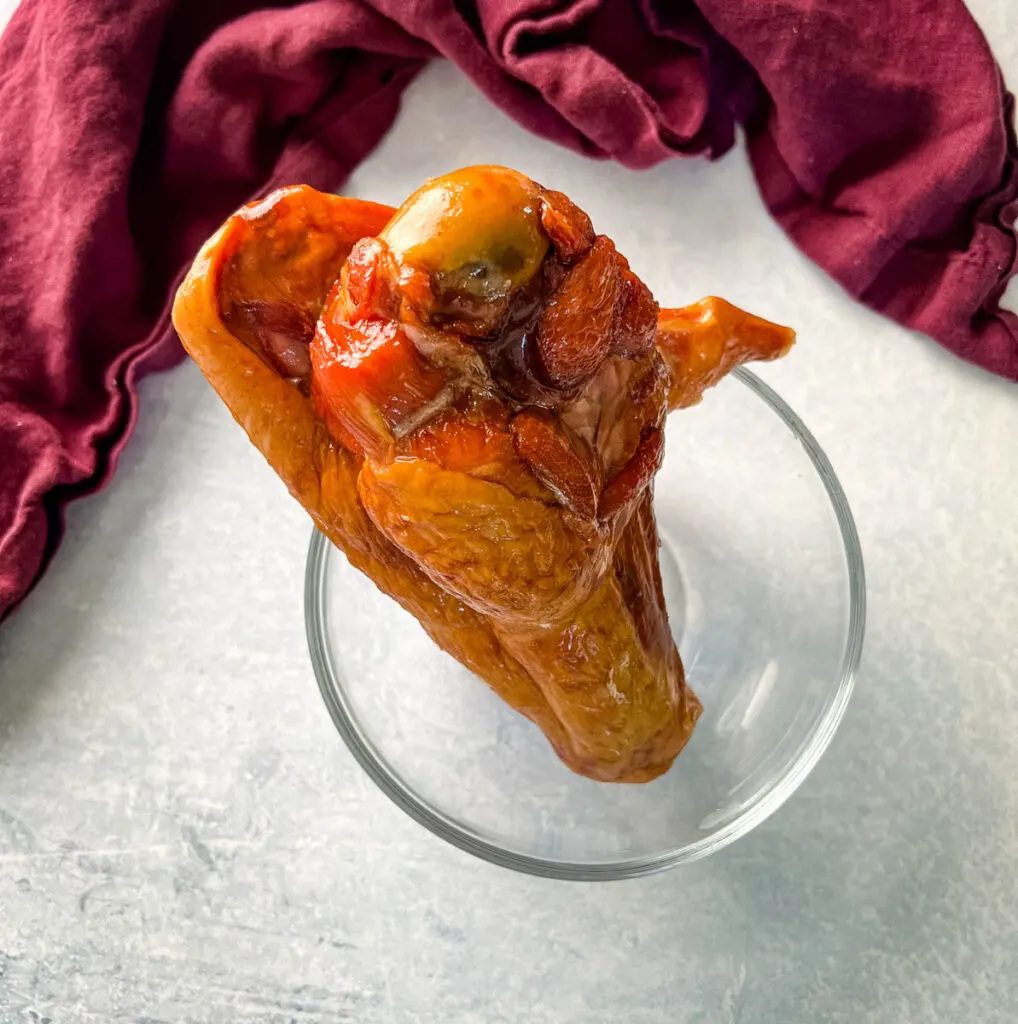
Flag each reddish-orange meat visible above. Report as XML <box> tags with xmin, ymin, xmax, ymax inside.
<box><xmin>171</xmin><ymin>166</ymin><xmax>795</xmax><ymax>782</ymax></box>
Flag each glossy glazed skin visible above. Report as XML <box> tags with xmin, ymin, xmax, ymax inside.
<box><xmin>171</xmin><ymin>167</ymin><xmax>794</xmax><ymax>782</ymax></box>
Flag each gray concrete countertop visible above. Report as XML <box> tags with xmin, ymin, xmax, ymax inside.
<box><xmin>2</xmin><ymin>2</ymin><xmax>1018</xmax><ymax>1020</ymax></box>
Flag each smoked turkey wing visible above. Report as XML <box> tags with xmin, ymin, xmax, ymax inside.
<box><xmin>171</xmin><ymin>166</ymin><xmax>794</xmax><ymax>782</ymax></box>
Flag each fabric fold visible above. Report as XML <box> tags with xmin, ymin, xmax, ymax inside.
<box><xmin>1</xmin><ymin>0</ymin><xmax>1015</xmax><ymax>620</ymax></box>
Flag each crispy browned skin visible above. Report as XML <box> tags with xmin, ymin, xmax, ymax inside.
<box><xmin>171</xmin><ymin>170</ymin><xmax>794</xmax><ymax>782</ymax></box>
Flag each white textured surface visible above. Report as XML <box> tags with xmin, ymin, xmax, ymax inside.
<box><xmin>2</xmin><ymin>1</ymin><xmax>1018</xmax><ymax>1020</ymax></box>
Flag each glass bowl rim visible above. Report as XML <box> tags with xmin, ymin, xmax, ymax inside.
<box><xmin>305</xmin><ymin>367</ymin><xmax>867</xmax><ymax>881</ymax></box>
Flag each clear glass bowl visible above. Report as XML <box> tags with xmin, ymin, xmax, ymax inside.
<box><xmin>305</xmin><ymin>368</ymin><xmax>865</xmax><ymax>880</ymax></box>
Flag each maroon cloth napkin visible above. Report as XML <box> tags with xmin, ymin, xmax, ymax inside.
<box><xmin>1</xmin><ymin>0</ymin><xmax>1016</xmax><ymax>620</ymax></box>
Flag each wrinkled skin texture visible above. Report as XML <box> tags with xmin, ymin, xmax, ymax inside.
<box><xmin>171</xmin><ymin>167</ymin><xmax>794</xmax><ymax>782</ymax></box>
